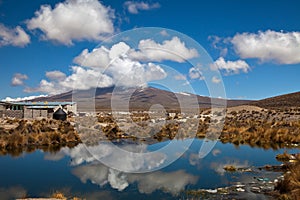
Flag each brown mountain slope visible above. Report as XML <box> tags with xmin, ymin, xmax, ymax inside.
<box><xmin>251</xmin><ymin>91</ymin><xmax>300</xmax><ymax>109</ymax></box>
<box><xmin>32</xmin><ymin>86</ymin><xmax>251</xmax><ymax>111</ymax></box>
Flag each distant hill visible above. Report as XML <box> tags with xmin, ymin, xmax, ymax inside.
<box><xmin>251</xmin><ymin>91</ymin><xmax>300</xmax><ymax>109</ymax></box>
<box><xmin>33</xmin><ymin>86</ymin><xmax>251</xmax><ymax>111</ymax></box>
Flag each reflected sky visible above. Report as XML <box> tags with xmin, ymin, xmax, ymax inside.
<box><xmin>0</xmin><ymin>139</ymin><xmax>299</xmax><ymax>199</ymax></box>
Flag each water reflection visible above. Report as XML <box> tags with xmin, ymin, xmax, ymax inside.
<box><xmin>210</xmin><ymin>159</ymin><xmax>249</xmax><ymax>176</ymax></box>
<box><xmin>0</xmin><ymin>138</ymin><xmax>296</xmax><ymax>199</ymax></box>
<box><xmin>72</xmin><ymin>164</ymin><xmax>198</xmax><ymax>195</ymax></box>
<box><xmin>0</xmin><ymin>186</ymin><xmax>27</xmax><ymax>200</ymax></box>
<box><xmin>45</xmin><ymin>142</ymin><xmax>199</xmax><ymax>195</ymax></box>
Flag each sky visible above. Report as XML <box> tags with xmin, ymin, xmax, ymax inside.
<box><xmin>0</xmin><ymin>0</ymin><xmax>300</xmax><ymax>101</ymax></box>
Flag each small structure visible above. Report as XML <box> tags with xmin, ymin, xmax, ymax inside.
<box><xmin>0</xmin><ymin>101</ymin><xmax>76</xmax><ymax>119</ymax></box>
<box><xmin>53</xmin><ymin>108</ymin><xmax>67</xmax><ymax>121</ymax></box>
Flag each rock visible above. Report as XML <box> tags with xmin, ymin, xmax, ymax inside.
<box><xmin>205</xmin><ymin>189</ymin><xmax>218</xmax><ymax>193</ymax></box>
<box><xmin>251</xmin><ymin>186</ymin><xmax>261</xmax><ymax>193</ymax></box>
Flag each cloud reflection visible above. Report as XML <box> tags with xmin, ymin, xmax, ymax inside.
<box><xmin>45</xmin><ymin>142</ymin><xmax>198</xmax><ymax>195</ymax></box>
<box><xmin>210</xmin><ymin>159</ymin><xmax>249</xmax><ymax>176</ymax></box>
<box><xmin>72</xmin><ymin>163</ymin><xmax>198</xmax><ymax>195</ymax></box>
<box><xmin>45</xmin><ymin>143</ymin><xmax>167</xmax><ymax>172</ymax></box>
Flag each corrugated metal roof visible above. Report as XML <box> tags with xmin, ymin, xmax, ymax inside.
<box><xmin>26</xmin><ymin>105</ymin><xmax>57</xmax><ymax>109</ymax></box>
<box><xmin>11</xmin><ymin>102</ymin><xmax>76</xmax><ymax>106</ymax></box>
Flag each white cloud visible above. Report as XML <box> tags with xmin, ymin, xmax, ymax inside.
<box><xmin>109</xmin><ymin>42</ymin><xmax>131</xmax><ymax>60</ymax></box>
<box><xmin>212</xmin><ymin>76</ymin><xmax>221</xmax><ymax>84</ymax></box>
<box><xmin>73</xmin><ymin>46</ymin><xmax>110</xmax><ymax>68</ymax></box>
<box><xmin>25</xmin><ymin>79</ymin><xmax>57</xmax><ymax>95</ymax></box>
<box><xmin>0</xmin><ymin>23</ymin><xmax>30</xmax><ymax>47</ymax></box>
<box><xmin>2</xmin><ymin>94</ymin><xmax>48</xmax><ymax>102</ymax></box>
<box><xmin>60</xmin><ymin>66</ymin><xmax>114</xmax><ymax>90</ymax></box>
<box><xmin>208</xmin><ymin>35</ymin><xmax>228</xmax><ymax>57</ymax></box>
<box><xmin>26</xmin><ymin>0</ymin><xmax>115</xmax><ymax>45</ymax></box>
<box><xmin>29</xmin><ymin>40</ymin><xmax>173</xmax><ymax>95</ymax></box>
<box><xmin>46</xmin><ymin>70</ymin><xmax>66</xmax><ymax>81</ymax></box>
<box><xmin>174</xmin><ymin>74</ymin><xmax>186</xmax><ymax>80</ymax></box>
<box><xmin>75</xmin><ymin>38</ymin><xmax>197</xmax><ymax>67</ymax></box>
<box><xmin>124</xmin><ymin>1</ymin><xmax>160</xmax><ymax>14</ymax></box>
<box><xmin>26</xmin><ymin>66</ymin><xmax>114</xmax><ymax>95</ymax></box>
<box><xmin>160</xmin><ymin>30</ymin><xmax>169</xmax><ymax>36</ymax></box>
<box><xmin>73</xmin><ymin>42</ymin><xmax>131</xmax><ymax>69</ymax></box>
<box><xmin>212</xmin><ymin>57</ymin><xmax>250</xmax><ymax>75</ymax></box>
<box><xmin>231</xmin><ymin>30</ymin><xmax>300</xmax><ymax>64</ymax></box>
<box><xmin>189</xmin><ymin>67</ymin><xmax>204</xmax><ymax>80</ymax></box>
<box><xmin>11</xmin><ymin>73</ymin><xmax>28</xmax><ymax>86</ymax></box>
<box><xmin>106</xmin><ymin>56</ymin><xmax>167</xmax><ymax>87</ymax></box>
<box><xmin>129</xmin><ymin>37</ymin><xmax>199</xmax><ymax>62</ymax></box>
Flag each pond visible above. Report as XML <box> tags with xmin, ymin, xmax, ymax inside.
<box><xmin>0</xmin><ymin>139</ymin><xmax>298</xmax><ymax>199</ymax></box>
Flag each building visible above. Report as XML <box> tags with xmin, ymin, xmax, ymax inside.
<box><xmin>0</xmin><ymin>101</ymin><xmax>77</xmax><ymax>119</ymax></box>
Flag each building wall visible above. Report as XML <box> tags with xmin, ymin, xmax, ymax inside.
<box><xmin>0</xmin><ymin>110</ymin><xmax>23</xmax><ymax>118</ymax></box>
<box><xmin>0</xmin><ymin>105</ymin><xmax>6</xmax><ymax>111</ymax></box>
<box><xmin>24</xmin><ymin>108</ymin><xmax>48</xmax><ymax>119</ymax></box>
<box><xmin>0</xmin><ymin>102</ymin><xmax>76</xmax><ymax>119</ymax></box>
<box><xmin>66</xmin><ymin>104</ymin><xmax>77</xmax><ymax>114</ymax></box>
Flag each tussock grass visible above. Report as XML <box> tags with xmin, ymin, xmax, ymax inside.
<box><xmin>275</xmin><ymin>154</ymin><xmax>300</xmax><ymax>200</ymax></box>
<box><xmin>0</xmin><ymin>118</ymin><xmax>81</xmax><ymax>155</ymax></box>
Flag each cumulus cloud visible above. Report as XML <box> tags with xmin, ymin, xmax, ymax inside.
<box><xmin>212</xmin><ymin>57</ymin><xmax>250</xmax><ymax>75</ymax></box>
<box><xmin>2</xmin><ymin>94</ymin><xmax>48</xmax><ymax>102</ymax></box>
<box><xmin>124</xmin><ymin>1</ymin><xmax>160</xmax><ymax>14</ymax></box>
<box><xmin>174</xmin><ymin>74</ymin><xmax>186</xmax><ymax>80</ymax></box>
<box><xmin>26</xmin><ymin>66</ymin><xmax>114</xmax><ymax>95</ymax></box>
<box><xmin>0</xmin><ymin>23</ymin><xmax>30</xmax><ymax>47</ymax></box>
<box><xmin>209</xmin><ymin>35</ymin><xmax>228</xmax><ymax>57</ymax></box>
<box><xmin>73</xmin><ymin>46</ymin><xmax>110</xmax><ymax>68</ymax></box>
<box><xmin>231</xmin><ymin>30</ymin><xmax>300</xmax><ymax>64</ymax></box>
<box><xmin>26</xmin><ymin>0</ymin><xmax>115</xmax><ymax>45</ymax></box>
<box><xmin>46</xmin><ymin>70</ymin><xmax>66</xmax><ymax>81</ymax></box>
<box><xmin>30</xmin><ymin>38</ymin><xmax>199</xmax><ymax>95</ymax></box>
<box><xmin>106</xmin><ymin>56</ymin><xmax>167</xmax><ymax>87</ymax></box>
<box><xmin>189</xmin><ymin>67</ymin><xmax>204</xmax><ymax>80</ymax></box>
<box><xmin>74</xmin><ymin>38</ymin><xmax>198</xmax><ymax>67</ymax></box>
<box><xmin>160</xmin><ymin>30</ymin><xmax>169</xmax><ymax>36</ymax></box>
<box><xmin>129</xmin><ymin>37</ymin><xmax>199</xmax><ymax>62</ymax></box>
<box><xmin>29</xmin><ymin>57</ymin><xmax>166</xmax><ymax>95</ymax></box>
<box><xmin>11</xmin><ymin>73</ymin><xmax>28</xmax><ymax>86</ymax></box>
<box><xmin>212</xmin><ymin>76</ymin><xmax>221</xmax><ymax>84</ymax></box>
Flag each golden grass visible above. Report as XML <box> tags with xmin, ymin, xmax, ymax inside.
<box><xmin>51</xmin><ymin>191</ymin><xmax>66</xmax><ymax>199</ymax></box>
<box><xmin>223</xmin><ymin>165</ymin><xmax>237</xmax><ymax>172</ymax></box>
<box><xmin>275</xmin><ymin>154</ymin><xmax>300</xmax><ymax>200</ymax></box>
<box><xmin>0</xmin><ymin>118</ymin><xmax>81</xmax><ymax>155</ymax></box>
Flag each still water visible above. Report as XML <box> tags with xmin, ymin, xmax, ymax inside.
<box><xmin>0</xmin><ymin>139</ymin><xmax>298</xmax><ymax>199</ymax></box>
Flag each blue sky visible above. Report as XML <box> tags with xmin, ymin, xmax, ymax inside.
<box><xmin>0</xmin><ymin>0</ymin><xmax>300</xmax><ymax>100</ymax></box>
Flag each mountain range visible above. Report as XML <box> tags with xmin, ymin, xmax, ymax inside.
<box><xmin>33</xmin><ymin>86</ymin><xmax>300</xmax><ymax>111</ymax></box>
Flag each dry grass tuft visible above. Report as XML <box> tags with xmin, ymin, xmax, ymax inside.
<box><xmin>275</xmin><ymin>154</ymin><xmax>300</xmax><ymax>200</ymax></box>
